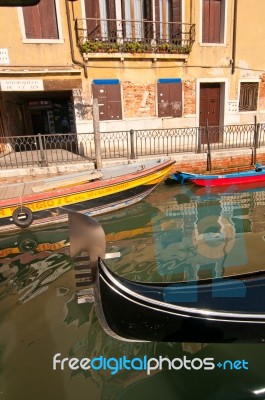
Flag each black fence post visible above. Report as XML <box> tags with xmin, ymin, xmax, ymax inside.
<box><xmin>197</xmin><ymin>127</ymin><xmax>202</xmax><ymax>154</ymax></box>
<box><xmin>253</xmin><ymin>116</ymin><xmax>259</xmax><ymax>165</ymax></box>
<box><xmin>130</xmin><ymin>129</ymin><xmax>136</xmax><ymax>159</ymax></box>
<box><xmin>37</xmin><ymin>133</ymin><xmax>47</xmax><ymax>167</ymax></box>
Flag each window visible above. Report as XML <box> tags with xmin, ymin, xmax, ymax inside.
<box><xmin>22</xmin><ymin>0</ymin><xmax>59</xmax><ymax>39</ymax></box>
<box><xmin>85</xmin><ymin>0</ymin><xmax>116</xmax><ymax>40</ymax></box>
<box><xmin>239</xmin><ymin>82</ymin><xmax>259</xmax><ymax>112</ymax></box>
<box><xmin>122</xmin><ymin>0</ymin><xmax>154</xmax><ymax>40</ymax></box>
<box><xmin>202</xmin><ymin>0</ymin><xmax>224</xmax><ymax>43</ymax></box>
<box><xmin>157</xmin><ymin>79</ymin><xmax>182</xmax><ymax>117</ymax></box>
<box><xmin>155</xmin><ymin>0</ymin><xmax>182</xmax><ymax>43</ymax></box>
<box><xmin>92</xmin><ymin>80</ymin><xmax>122</xmax><ymax>121</ymax></box>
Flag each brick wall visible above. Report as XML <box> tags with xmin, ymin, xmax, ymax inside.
<box><xmin>184</xmin><ymin>79</ymin><xmax>196</xmax><ymax>115</ymax></box>
<box><xmin>123</xmin><ymin>81</ymin><xmax>156</xmax><ymax>118</ymax></box>
<box><xmin>170</xmin><ymin>148</ymin><xmax>265</xmax><ymax>174</ymax></box>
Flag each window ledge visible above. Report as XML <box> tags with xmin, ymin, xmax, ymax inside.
<box><xmin>82</xmin><ymin>52</ymin><xmax>189</xmax><ymax>62</ymax></box>
<box><xmin>22</xmin><ymin>39</ymin><xmax>64</xmax><ymax>44</ymax></box>
<box><xmin>238</xmin><ymin>111</ymin><xmax>258</xmax><ymax>114</ymax></box>
<box><xmin>199</xmin><ymin>43</ymin><xmax>227</xmax><ymax>47</ymax></box>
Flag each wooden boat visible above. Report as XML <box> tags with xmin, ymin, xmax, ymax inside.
<box><xmin>170</xmin><ymin>164</ymin><xmax>265</xmax><ymax>187</ymax></box>
<box><xmin>69</xmin><ymin>212</ymin><xmax>265</xmax><ymax>343</ymax></box>
<box><xmin>0</xmin><ymin>157</ymin><xmax>174</xmax><ymax>232</ymax></box>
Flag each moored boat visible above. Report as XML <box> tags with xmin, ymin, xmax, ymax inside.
<box><xmin>170</xmin><ymin>164</ymin><xmax>265</xmax><ymax>187</ymax></box>
<box><xmin>69</xmin><ymin>212</ymin><xmax>265</xmax><ymax>343</ymax></box>
<box><xmin>0</xmin><ymin>157</ymin><xmax>174</xmax><ymax>232</ymax></box>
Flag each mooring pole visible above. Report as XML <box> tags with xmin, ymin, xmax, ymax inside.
<box><xmin>206</xmin><ymin>119</ymin><xmax>212</xmax><ymax>171</ymax></box>
<box><xmin>92</xmin><ymin>98</ymin><xmax>102</xmax><ymax>170</ymax></box>
<box><xmin>253</xmin><ymin>115</ymin><xmax>258</xmax><ymax>166</ymax></box>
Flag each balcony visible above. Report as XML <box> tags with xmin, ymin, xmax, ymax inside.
<box><xmin>75</xmin><ymin>18</ymin><xmax>195</xmax><ymax>60</ymax></box>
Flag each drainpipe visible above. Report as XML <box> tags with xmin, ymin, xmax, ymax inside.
<box><xmin>65</xmin><ymin>0</ymin><xmax>88</xmax><ymax>78</ymax></box>
<box><xmin>231</xmin><ymin>0</ymin><xmax>238</xmax><ymax>74</ymax></box>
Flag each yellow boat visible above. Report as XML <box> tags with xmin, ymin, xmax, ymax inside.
<box><xmin>0</xmin><ymin>157</ymin><xmax>175</xmax><ymax>232</ymax></box>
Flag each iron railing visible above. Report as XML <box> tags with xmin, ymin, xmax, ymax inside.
<box><xmin>76</xmin><ymin>18</ymin><xmax>195</xmax><ymax>55</ymax></box>
<box><xmin>0</xmin><ymin>122</ymin><xmax>265</xmax><ymax>169</ymax></box>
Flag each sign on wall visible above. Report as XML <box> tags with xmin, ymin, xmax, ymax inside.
<box><xmin>0</xmin><ymin>49</ymin><xmax>9</xmax><ymax>65</ymax></box>
<box><xmin>0</xmin><ymin>79</ymin><xmax>44</xmax><ymax>91</ymax></box>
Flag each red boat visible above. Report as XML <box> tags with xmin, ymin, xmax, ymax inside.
<box><xmin>171</xmin><ymin>164</ymin><xmax>265</xmax><ymax>187</ymax></box>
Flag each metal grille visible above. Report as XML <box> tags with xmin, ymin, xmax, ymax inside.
<box><xmin>0</xmin><ymin>122</ymin><xmax>264</xmax><ymax>169</ymax></box>
<box><xmin>239</xmin><ymin>83</ymin><xmax>258</xmax><ymax>112</ymax></box>
<box><xmin>134</xmin><ymin>128</ymin><xmax>198</xmax><ymax>156</ymax></box>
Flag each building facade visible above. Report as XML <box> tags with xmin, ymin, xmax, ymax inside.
<box><xmin>0</xmin><ymin>0</ymin><xmax>265</xmax><ymax>139</ymax></box>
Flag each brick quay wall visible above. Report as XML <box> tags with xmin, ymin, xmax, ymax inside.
<box><xmin>169</xmin><ymin>147</ymin><xmax>265</xmax><ymax>174</ymax></box>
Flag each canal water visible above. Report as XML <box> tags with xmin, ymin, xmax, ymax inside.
<box><xmin>0</xmin><ymin>182</ymin><xmax>265</xmax><ymax>400</ymax></box>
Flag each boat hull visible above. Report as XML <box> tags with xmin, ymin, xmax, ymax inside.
<box><xmin>95</xmin><ymin>260</ymin><xmax>265</xmax><ymax>342</ymax></box>
<box><xmin>0</xmin><ymin>159</ymin><xmax>174</xmax><ymax>232</ymax></box>
<box><xmin>172</xmin><ymin>167</ymin><xmax>265</xmax><ymax>187</ymax></box>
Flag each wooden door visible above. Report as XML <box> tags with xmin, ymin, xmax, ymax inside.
<box><xmin>199</xmin><ymin>83</ymin><xmax>220</xmax><ymax>144</ymax></box>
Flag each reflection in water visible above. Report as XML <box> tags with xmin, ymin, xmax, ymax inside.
<box><xmin>0</xmin><ymin>182</ymin><xmax>265</xmax><ymax>399</ymax></box>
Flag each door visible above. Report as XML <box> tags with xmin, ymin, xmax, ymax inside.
<box><xmin>199</xmin><ymin>83</ymin><xmax>220</xmax><ymax>144</ymax></box>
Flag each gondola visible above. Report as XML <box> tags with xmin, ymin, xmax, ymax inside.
<box><xmin>69</xmin><ymin>212</ymin><xmax>265</xmax><ymax>343</ymax></box>
<box><xmin>169</xmin><ymin>164</ymin><xmax>265</xmax><ymax>187</ymax></box>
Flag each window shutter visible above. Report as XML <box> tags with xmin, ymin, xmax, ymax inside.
<box><xmin>23</xmin><ymin>0</ymin><xmax>58</xmax><ymax>39</ymax></box>
<box><xmin>108</xmin><ymin>0</ymin><xmax>116</xmax><ymax>40</ymax></box>
<box><xmin>202</xmin><ymin>0</ymin><xmax>221</xmax><ymax>43</ymax></box>
<box><xmin>158</xmin><ymin>82</ymin><xmax>182</xmax><ymax>117</ymax></box>
<box><xmin>202</xmin><ymin>0</ymin><xmax>210</xmax><ymax>42</ymax></box>
<box><xmin>154</xmin><ymin>0</ymin><xmax>161</xmax><ymax>41</ymax></box>
<box><xmin>92</xmin><ymin>83</ymin><xmax>122</xmax><ymax>121</ymax></box>
<box><xmin>40</xmin><ymin>0</ymin><xmax>58</xmax><ymax>39</ymax></box>
<box><xmin>210</xmin><ymin>0</ymin><xmax>221</xmax><ymax>42</ymax></box>
<box><xmin>172</xmin><ymin>0</ymin><xmax>181</xmax><ymax>22</ymax></box>
<box><xmin>170</xmin><ymin>82</ymin><xmax>182</xmax><ymax>117</ymax></box>
<box><xmin>106</xmin><ymin>84</ymin><xmax>122</xmax><ymax>120</ymax></box>
<box><xmin>172</xmin><ymin>0</ymin><xmax>182</xmax><ymax>43</ymax></box>
<box><xmin>85</xmin><ymin>0</ymin><xmax>100</xmax><ymax>38</ymax></box>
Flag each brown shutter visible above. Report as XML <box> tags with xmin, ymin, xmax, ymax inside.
<box><xmin>172</xmin><ymin>0</ymin><xmax>182</xmax><ymax>43</ymax></box>
<box><xmin>170</xmin><ymin>82</ymin><xmax>182</xmax><ymax>117</ymax></box>
<box><xmin>202</xmin><ymin>0</ymin><xmax>210</xmax><ymax>42</ymax></box>
<box><xmin>172</xmin><ymin>0</ymin><xmax>181</xmax><ymax>22</ymax></box>
<box><xmin>40</xmin><ymin>0</ymin><xmax>58</xmax><ymax>39</ymax></box>
<box><xmin>23</xmin><ymin>0</ymin><xmax>58</xmax><ymax>39</ymax></box>
<box><xmin>154</xmin><ymin>0</ymin><xmax>161</xmax><ymax>41</ymax></box>
<box><xmin>108</xmin><ymin>0</ymin><xmax>116</xmax><ymax>40</ymax></box>
<box><xmin>210</xmin><ymin>0</ymin><xmax>221</xmax><ymax>42</ymax></box>
<box><xmin>158</xmin><ymin>83</ymin><xmax>170</xmax><ymax>117</ymax></box>
<box><xmin>202</xmin><ymin>0</ymin><xmax>221</xmax><ymax>43</ymax></box>
<box><xmin>92</xmin><ymin>83</ymin><xmax>122</xmax><ymax>121</ymax></box>
<box><xmin>23</xmin><ymin>6</ymin><xmax>41</xmax><ymax>38</ymax></box>
<box><xmin>143</xmin><ymin>0</ymin><xmax>153</xmax><ymax>40</ymax></box>
<box><xmin>92</xmin><ymin>84</ymin><xmax>108</xmax><ymax>120</ymax></box>
<box><xmin>85</xmin><ymin>0</ymin><xmax>100</xmax><ymax>38</ymax></box>
<box><xmin>106</xmin><ymin>85</ymin><xmax>122</xmax><ymax>120</ymax></box>
<box><xmin>158</xmin><ymin>82</ymin><xmax>182</xmax><ymax>117</ymax></box>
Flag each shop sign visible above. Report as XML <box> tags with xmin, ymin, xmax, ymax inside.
<box><xmin>0</xmin><ymin>79</ymin><xmax>44</xmax><ymax>91</ymax></box>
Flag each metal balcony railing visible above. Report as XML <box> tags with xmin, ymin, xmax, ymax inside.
<box><xmin>75</xmin><ymin>18</ymin><xmax>195</xmax><ymax>55</ymax></box>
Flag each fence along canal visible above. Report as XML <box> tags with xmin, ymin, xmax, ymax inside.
<box><xmin>0</xmin><ymin>121</ymin><xmax>265</xmax><ymax>169</ymax></box>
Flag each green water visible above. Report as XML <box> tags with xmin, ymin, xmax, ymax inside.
<box><xmin>0</xmin><ymin>183</ymin><xmax>265</xmax><ymax>400</ymax></box>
